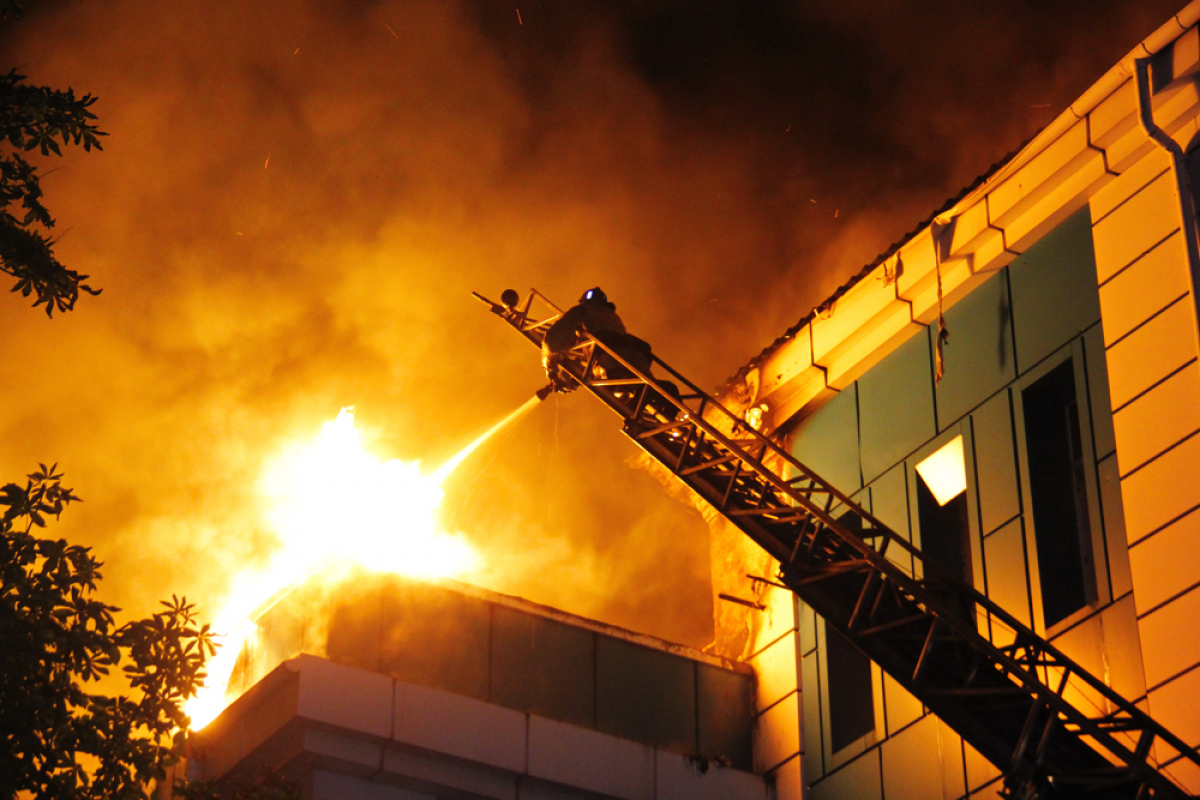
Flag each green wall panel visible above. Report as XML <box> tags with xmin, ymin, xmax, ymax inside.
<box><xmin>811</xmin><ymin>749</ymin><xmax>881</xmax><ymax>800</ymax></box>
<box><xmin>1101</xmin><ymin>596</ymin><xmax>1147</xmax><ymax>702</ymax></box>
<box><xmin>325</xmin><ymin>590</ymin><xmax>383</xmax><ymax>673</ymax></box>
<box><xmin>858</xmin><ymin>328</ymin><xmax>936</xmax><ymax>483</ymax></box>
<box><xmin>696</xmin><ymin>663</ymin><xmax>754</xmax><ymax>770</ymax></box>
<box><xmin>870</xmin><ymin>464</ymin><xmax>913</xmax><ymax>576</ymax></box>
<box><xmin>972</xmin><ymin>389</ymin><xmax>1021</xmax><ymax>536</ymax></box>
<box><xmin>1009</xmin><ymin>207</ymin><xmax>1102</xmax><ymax>372</ymax></box>
<box><xmin>802</xmin><ymin>651</ymin><xmax>825</xmax><ymax>784</ymax></box>
<box><xmin>596</xmin><ymin>637</ymin><xmax>697</xmax><ymax>752</ymax></box>
<box><xmin>880</xmin><ymin>715</ymin><xmax>953</xmax><ymax>800</ymax></box>
<box><xmin>1084</xmin><ymin>325</ymin><xmax>1116</xmax><ymax>461</ymax></box>
<box><xmin>870</xmin><ymin>464</ymin><xmax>910</xmax><ymax>539</ymax></box>
<box><xmin>378</xmin><ymin>581</ymin><xmax>491</xmax><ymax>701</ymax></box>
<box><xmin>983</xmin><ymin>518</ymin><xmax>1033</xmax><ymax>632</ymax></box>
<box><xmin>1098</xmin><ymin>453</ymin><xmax>1132</xmax><ymax>600</ymax></box>
<box><xmin>792</xmin><ymin>383</ymin><xmax>862</xmax><ymax>495</ymax></box>
<box><xmin>933</xmin><ymin>270</ymin><xmax>1017</xmax><ymax>428</ymax></box>
<box><xmin>490</xmin><ymin>606</ymin><xmax>595</xmax><ymax>727</ymax></box>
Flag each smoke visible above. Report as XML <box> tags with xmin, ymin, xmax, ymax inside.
<box><xmin>0</xmin><ymin>0</ymin><xmax>1183</xmax><ymax>648</ymax></box>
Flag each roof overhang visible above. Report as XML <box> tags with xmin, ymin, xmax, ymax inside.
<box><xmin>722</xmin><ymin>1</ymin><xmax>1200</xmax><ymax>436</ymax></box>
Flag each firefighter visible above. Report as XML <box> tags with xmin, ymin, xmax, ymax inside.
<box><xmin>542</xmin><ymin>287</ymin><xmax>626</xmax><ymax>355</ymax></box>
<box><xmin>539</xmin><ymin>288</ymin><xmax>672</xmax><ymax>405</ymax></box>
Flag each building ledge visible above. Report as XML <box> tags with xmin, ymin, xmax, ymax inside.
<box><xmin>191</xmin><ymin>654</ymin><xmax>768</xmax><ymax>800</ymax></box>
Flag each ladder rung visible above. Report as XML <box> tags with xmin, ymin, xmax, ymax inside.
<box><xmin>728</xmin><ymin>505</ymin><xmax>798</xmax><ymax>517</ymax></box>
<box><xmin>679</xmin><ymin>454</ymin><xmax>739</xmax><ymax>476</ymax></box>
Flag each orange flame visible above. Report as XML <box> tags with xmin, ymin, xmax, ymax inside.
<box><xmin>187</xmin><ymin>401</ymin><xmax>536</xmax><ymax>729</ymax></box>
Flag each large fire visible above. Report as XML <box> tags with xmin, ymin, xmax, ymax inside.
<box><xmin>186</xmin><ymin>401</ymin><xmax>536</xmax><ymax>729</ymax></box>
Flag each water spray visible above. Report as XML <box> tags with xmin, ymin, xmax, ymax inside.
<box><xmin>432</xmin><ymin>395</ymin><xmax>541</xmax><ymax>483</ymax></box>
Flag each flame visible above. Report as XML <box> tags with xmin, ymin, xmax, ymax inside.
<box><xmin>186</xmin><ymin>401</ymin><xmax>536</xmax><ymax>729</ymax></box>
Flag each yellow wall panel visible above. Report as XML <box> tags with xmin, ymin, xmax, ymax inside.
<box><xmin>1088</xmin><ymin>147</ymin><xmax>1170</xmax><ymax>224</ymax></box>
<box><xmin>1120</xmin><ymin>431</ymin><xmax>1200</xmax><ymax>543</ymax></box>
<box><xmin>1130</xmin><ymin>509</ymin><xmax>1200</xmax><ymax>616</ymax></box>
<box><xmin>1099</xmin><ymin>232</ymin><xmax>1190</xmax><ymax>346</ymax></box>
<box><xmin>754</xmin><ymin>691</ymin><xmax>801</xmax><ymax>773</ymax></box>
<box><xmin>1092</xmin><ymin>172</ymin><xmax>1181</xmax><ymax>283</ymax></box>
<box><xmin>1138</xmin><ymin>585</ymin><xmax>1200</xmax><ymax>690</ymax></box>
<box><xmin>1113</xmin><ymin>365</ymin><xmax>1200</xmax><ymax>474</ymax></box>
<box><xmin>1104</xmin><ymin>299</ymin><xmax>1197</xmax><ymax>410</ymax></box>
<box><xmin>749</xmin><ymin>631</ymin><xmax>799</xmax><ymax>714</ymax></box>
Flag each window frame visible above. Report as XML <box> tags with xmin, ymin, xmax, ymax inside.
<box><xmin>815</xmin><ymin>613</ymin><xmax>885</xmax><ymax>771</ymax></box>
<box><xmin>906</xmin><ymin>422</ymin><xmax>985</xmax><ymax>595</ymax></box>
<box><xmin>1012</xmin><ymin>340</ymin><xmax>1112</xmax><ymax>636</ymax></box>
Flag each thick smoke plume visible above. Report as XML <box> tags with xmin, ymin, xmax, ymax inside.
<box><xmin>0</xmin><ymin>0</ymin><xmax>1182</xmax><ymax>648</ymax></box>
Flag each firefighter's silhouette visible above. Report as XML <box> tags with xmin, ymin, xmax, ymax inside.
<box><xmin>537</xmin><ymin>288</ymin><xmax>677</xmax><ymax>409</ymax></box>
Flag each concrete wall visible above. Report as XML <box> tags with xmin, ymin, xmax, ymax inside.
<box><xmin>196</xmin><ymin>654</ymin><xmax>767</xmax><ymax>800</ymax></box>
<box><xmin>234</xmin><ymin>571</ymin><xmax>756</xmax><ymax>770</ymax></box>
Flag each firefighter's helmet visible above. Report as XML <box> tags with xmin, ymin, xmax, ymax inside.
<box><xmin>581</xmin><ymin>287</ymin><xmax>608</xmax><ymax>304</ymax></box>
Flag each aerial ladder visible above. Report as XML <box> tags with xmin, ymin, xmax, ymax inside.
<box><xmin>476</xmin><ymin>288</ymin><xmax>1200</xmax><ymax>800</ymax></box>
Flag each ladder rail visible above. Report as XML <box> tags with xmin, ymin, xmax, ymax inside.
<box><xmin>479</xmin><ymin>288</ymin><xmax>1200</xmax><ymax>797</ymax></box>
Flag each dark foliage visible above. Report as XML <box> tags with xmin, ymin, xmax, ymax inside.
<box><xmin>0</xmin><ymin>466</ymin><xmax>214</xmax><ymax>799</ymax></box>
<box><xmin>0</xmin><ymin>20</ymin><xmax>105</xmax><ymax>315</ymax></box>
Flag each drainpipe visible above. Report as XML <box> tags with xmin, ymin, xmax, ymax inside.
<box><xmin>1133</xmin><ymin>56</ymin><xmax>1200</xmax><ymax>361</ymax></box>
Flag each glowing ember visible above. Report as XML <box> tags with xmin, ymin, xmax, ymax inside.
<box><xmin>187</xmin><ymin>401</ymin><xmax>536</xmax><ymax>729</ymax></box>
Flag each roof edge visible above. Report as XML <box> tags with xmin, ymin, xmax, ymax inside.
<box><xmin>719</xmin><ymin>0</ymin><xmax>1200</xmax><ymax>397</ymax></box>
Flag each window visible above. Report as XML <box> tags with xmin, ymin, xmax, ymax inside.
<box><xmin>914</xmin><ymin>436</ymin><xmax>972</xmax><ymax>589</ymax></box>
<box><xmin>1022</xmin><ymin>359</ymin><xmax>1094</xmax><ymax>628</ymax></box>
<box><xmin>821</xmin><ymin>511</ymin><xmax>876</xmax><ymax>755</ymax></box>
<box><xmin>825</xmin><ymin>627</ymin><xmax>873</xmax><ymax>752</ymax></box>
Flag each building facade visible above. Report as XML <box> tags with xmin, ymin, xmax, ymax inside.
<box><xmin>190</xmin><ymin>572</ymin><xmax>765</xmax><ymax>800</ymax></box>
<box><xmin>718</xmin><ymin>4</ymin><xmax>1200</xmax><ymax>798</ymax></box>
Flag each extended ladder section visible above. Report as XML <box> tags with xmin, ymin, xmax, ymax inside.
<box><xmin>477</xmin><ymin>289</ymin><xmax>1200</xmax><ymax>800</ymax></box>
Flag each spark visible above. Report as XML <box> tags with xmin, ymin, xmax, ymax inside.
<box><xmin>516</xmin><ymin>8</ymin><xmax>523</xmax><ymax>25</ymax></box>
<box><xmin>264</xmin><ymin>153</ymin><xmax>270</xmax><ymax>169</ymax></box>
<box><xmin>385</xmin><ymin>23</ymin><xmax>399</xmax><ymax>39</ymax></box>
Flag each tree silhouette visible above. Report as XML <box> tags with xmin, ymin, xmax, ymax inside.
<box><xmin>1</xmin><ymin>1</ymin><xmax>104</xmax><ymax>315</ymax></box>
<box><xmin>0</xmin><ymin>466</ymin><xmax>214</xmax><ymax>799</ymax></box>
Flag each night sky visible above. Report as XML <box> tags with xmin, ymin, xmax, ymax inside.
<box><xmin>1</xmin><ymin>0</ymin><xmax>1185</xmax><ymax>648</ymax></box>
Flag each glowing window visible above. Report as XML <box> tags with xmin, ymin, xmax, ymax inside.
<box><xmin>914</xmin><ymin>435</ymin><xmax>967</xmax><ymax>506</ymax></box>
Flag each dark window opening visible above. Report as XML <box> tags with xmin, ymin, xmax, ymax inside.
<box><xmin>915</xmin><ymin>474</ymin><xmax>972</xmax><ymax>585</ymax></box>
<box><xmin>915</xmin><ymin>468</ymin><xmax>973</xmax><ymax>622</ymax></box>
<box><xmin>1022</xmin><ymin>359</ymin><xmax>1094</xmax><ymax>628</ymax></box>
<box><xmin>826</xmin><ymin>627</ymin><xmax>873</xmax><ymax>752</ymax></box>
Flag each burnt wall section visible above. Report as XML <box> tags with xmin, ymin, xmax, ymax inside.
<box><xmin>237</xmin><ymin>571</ymin><xmax>755</xmax><ymax>770</ymax></box>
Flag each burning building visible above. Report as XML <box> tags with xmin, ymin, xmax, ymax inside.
<box><xmin>191</xmin><ymin>2</ymin><xmax>1200</xmax><ymax>799</ymax></box>
<box><xmin>191</xmin><ymin>572</ymin><xmax>760</xmax><ymax>799</ymax></box>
